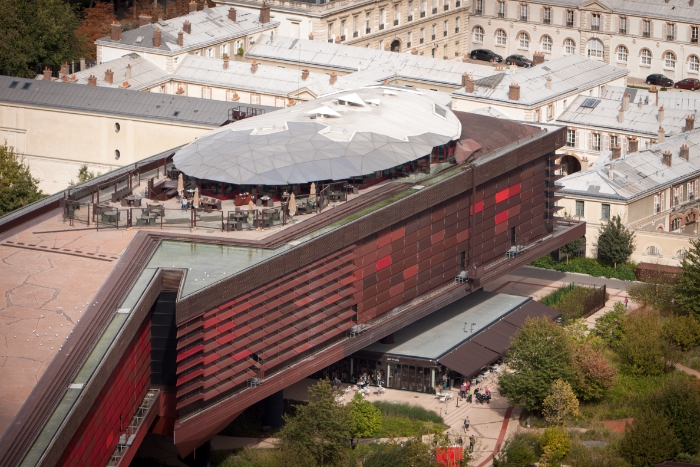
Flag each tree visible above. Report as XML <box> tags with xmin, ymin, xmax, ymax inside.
<box><xmin>0</xmin><ymin>143</ymin><xmax>43</xmax><ymax>215</ymax></box>
<box><xmin>70</xmin><ymin>164</ymin><xmax>98</xmax><ymax>186</ymax></box>
<box><xmin>542</xmin><ymin>380</ymin><xmax>579</xmax><ymax>426</ymax></box>
<box><xmin>76</xmin><ymin>2</ymin><xmax>117</xmax><ymax>60</ymax></box>
<box><xmin>596</xmin><ymin>215</ymin><xmax>635</xmax><ymax>269</ymax></box>
<box><xmin>559</xmin><ymin>237</ymin><xmax>585</xmax><ymax>265</ymax></box>
<box><xmin>538</xmin><ymin>426</ymin><xmax>571</xmax><ymax>467</ymax></box>
<box><xmin>0</xmin><ymin>0</ymin><xmax>84</xmax><ymax>78</ymax></box>
<box><xmin>593</xmin><ymin>302</ymin><xmax>626</xmax><ymax>347</ymax></box>
<box><xmin>646</xmin><ymin>376</ymin><xmax>700</xmax><ymax>456</ymax></box>
<box><xmin>617</xmin><ymin>409</ymin><xmax>682</xmax><ymax>467</ymax></box>
<box><xmin>571</xmin><ymin>341</ymin><xmax>617</xmax><ymax>401</ymax></box>
<box><xmin>675</xmin><ymin>238</ymin><xmax>700</xmax><ymax>316</ymax></box>
<box><xmin>662</xmin><ymin>314</ymin><xmax>700</xmax><ymax>351</ymax></box>
<box><xmin>348</xmin><ymin>392</ymin><xmax>382</xmax><ymax>439</ymax></box>
<box><xmin>498</xmin><ymin>317</ymin><xmax>575</xmax><ymax>411</ymax></box>
<box><xmin>277</xmin><ymin>379</ymin><xmax>352</xmax><ymax>467</ymax></box>
<box><xmin>617</xmin><ymin>309</ymin><xmax>676</xmax><ymax>376</ymax></box>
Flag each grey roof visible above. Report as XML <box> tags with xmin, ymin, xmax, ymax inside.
<box><xmin>601</xmin><ymin>85</ymin><xmax>650</xmax><ymax>105</ymax></box>
<box><xmin>657</xmin><ymin>91</ymin><xmax>700</xmax><ymax>111</ymax></box>
<box><xmin>362</xmin><ymin>291</ymin><xmax>530</xmax><ymax>360</ymax></box>
<box><xmin>96</xmin><ymin>6</ymin><xmax>278</xmax><ymax>55</ymax></box>
<box><xmin>454</xmin><ymin>54</ymin><xmax>628</xmax><ymax>106</ymax></box>
<box><xmin>558</xmin><ymin>129</ymin><xmax>700</xmax><ymax>201</ymax></box>
<box><xmin>0</xmin><ymin>75</ymin><xmax>272</xmax><ymax>126</ymax></box>
<box><xmin>54</xmin><ymin>53</ymin><xmax>169</xmax><ymax>90</ymax></box>
<box><xmin>517</xmin><ymin>0</ymin><xmax>700</xmax><ymax>23</ymax></box>
<box><xmin>246</xmin><ymin>34</ymin><xmax>497</xmax><ymax>85</ymax></box>
<box><xmin>173</xmin><ymin>87</ymin><xmax>461</xmax><ymax>185</ymax></box>
<box><xmin>557</xmin><ymin>94</ymin><xmax>694</xmax><ymax>137</ymax></box>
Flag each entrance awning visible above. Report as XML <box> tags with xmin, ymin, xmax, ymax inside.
<box><xmin>437</xmin><ymin>341</ymin><xmax>499</xmax><ymax>378</ymax></box>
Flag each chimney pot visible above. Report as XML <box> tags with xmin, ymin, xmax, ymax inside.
<box><xmin>139</xmin><ymin>14</ymin><xmax>151</xmax><ymax>27</ymax></box>
<box><xmin>251</xmin><ymin>60</ymin><xmax>258</xmax><ymax>73</ymax></box>
<box><xmin>608</xmin><ymin>165</ymin><xmax>614</xmax><ymax>180</ymax></box>
<box><xmin>153</xmin><ymin>28</ymin><xmax>162</xmax><ymax>48</ymax></box>
<box><xmin>545</xmin><ymin>75</ymin><xmax>552</xmax><ymax>89</ymax></box>
<box><xmin>638</xmin><ymin>98</ymin><xmax>643</xmax><ymax>108</ymax></box>
<box><xmin>663</xmin><ymin>150</ymin><xmax>673</xmax><ymax>167</ymax></box>
<box><xmin>532</xmin><ymin>52</ymin><xmax>545</xmax><ymax>66</ymax></box>
<box><xmin>260</xmin><ymin>2</ymin><xmax>270</xmax><ymax>24</ymax></box>
<box><xmin>301</xmin><ymin>69</ymin><xmax>309</xmax><ymax>80</ymax></box>
<box><xmin>463</xmin><ymin>73</ymin><xmax>475</xmax><ymax>93</ymax></box>
<box><xmin>649</xmin><ymin>86</ymin><xmax>659</xmax><ymax>106</ymax></box>
<box><xmin>87</xmin><ymin>75</ymin><xmax>97</xmax><ymax>86</ymax></box>
<box><xmin>611</xmin><ymin>145</ymin><xmax>621</xmax><ymax>160</ymax></box>
<box><xmin>680</xmin><ymin>144</ymin><xmax>690</xmax><ymax>160</ymax></box>
<box><xmin>629</xmin><ymin>137</ymin><xmax>639</xmax><ymax>153</ymax></box>
<box><xmin>111</xmin><ymin>22</ymin><xmax>122</xmax><ymax>42</ymax></box>
<box><xmin>384</xmin><ymin>42</ymin><xmax>391</xmax><ymax>51</ymax></box>
<box><xmin>183</xmin><ymin>20</ymin><xmax>191</xmax><ymax>34</ymax></box>
<box><xmin>462</xmin><ymin>54</ymin><xmax>469</xmax><ymax>62</ymax></box>
<box><xmin>309</xmin><ymin>32</ymin><xmax>314</xmax><ymax>40</ymax></box>
<box><xmin>178</xmin><ymin>31</ymin><xmax>184</xmax><ymax>46</ymax></box>
<box><xmin>223</xmin><ymin>57</ymin><xmax>229</xmax><ymax>70</ymax></box>
<box><xmin>658</xmin><ymin>105</ymin><xmax>665</xmax><ymax>122</ymax></box>
<box><xmin>623</xmin><ymin>93</ymin><xmax>630</xmax><ymax>111</ymax></box>
<box><xmin>104</xmin><ymin>69</ymin><xmax>114</xmax><ymax>84</ymax></box>
<box><xmin>229</xmin><ymin>8</ymin><xmax>237</xmax><ymax>21</ymax></box>
<box><xmin>509</xmin><ymin>82</ymin><xmax>520</xmax><ymax>101</ymax></box>
<box><xmin>330</xmin><ymin>71</ymin><xmax>337</xmax><ymax>85</ymax></box>
<box><xmin>42</xmin><ymin>67</ymin><xmax>52</xmax><ymax>81</ymax></box>
<box><xmin>126</xmin><ymin>63</ymin><xmax>132</xmax><ymax>79</ymax></box>
<box><xmin>686</xmin><ymin>114</ymin><xmax>695</xmax><ymax>132</ymax></box>
<box><xmin>581</xmin><ymin>157</ymin><xmax>589</xmax><ymax>171</ymax></box>
<box><xmin>659</xmin><ymin>127</ymin><xmax>666</xmax><ymax>142</ymax></box>
<box><xmin>335</xmin><ymin>36</ymin><xmax>342</xmax><ymax>44</ymax></box>
<box><xmin>618</xmin><ymin>107</ymin><xmax>625</xmax><ymax>123</ymax></box>
<box><xmin>411</xmin><ymin>47</ymin><xmax>418</xmax><ymax>55</ymax></box>
<box><xmin>189</xmin><ymin>1</ymin><xmax>197</xmax><ymax>13</ymax></box>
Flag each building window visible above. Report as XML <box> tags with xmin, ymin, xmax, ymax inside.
<box><xmin>275</xmin><ymin>97</ymin><xmax>285</xmax><ymax>108</ymax></box>
<box><xmin>455</xmin><ymin>17</ymin><xmax>460</xmax><ymax>33</ymax></box>
<box><xmin>688</xmin><ymin>181</ymin><xmax>696</xmax><ymax>200</ymax></box>
<box><xmin>667</xmin><ymin>23</ymin><xmax>675</xmax><ymax>41</ymax></box>
<box><xmin>114</xmin><ymin>122</ymin><xmax>120</xmax><ymax>133</ymax></box>
<box><xmin>520</xmin><ymin>3</ymin><xmax>528</xmax><ymax>21</ymax></box>
<box><xmin>444</xmin><ymin>20</ymin><xmax>448</xmax><ymax>37</ymax></box>
<box><xmin>617</xmin><ymin>45</ymin><xmax>628</xmax><ymax>62</ymax></box>
<box><xmin>619</xmin><ymin>16</ymin><xmax>627</xmax><ymax>34</ymax></box>
<box><xmin>677</xmin><ymin>249</ymin><xmax>688</xmax><ymax>259</ymax></box>
<box><xmin>251</xmin><ymin>94</ymin><xmax>261</xmax><ymax>105</ymax></box>
<box><xmin>407</xmin><ymin>31</ymin><xmax>412</xmax><ymax>46</ymax></box>
<box><xmin>690</xmin><ymin>55</ymin><xmax>700</xmax><ymax>72</ymax></box>
<box><xmin>587</xmin><ymin>38</ymin><xmax>604</xmax><ymax>59</ymax></box>
<box><xmin>610</xmin><ymin>135</ymin><xmax>618</xmax><ymax>149</ymax></box>
<box><xmin>476</xmin><ymin>0</ymin><xmax>483</xmax><ymax>14</ymax></box>
<box><xmin>498</xmin><ymin>1</ymin><xmax>505</xmax><ymax>18</ymax></box>
<box><xmin>643</xmin><ymin>20</ymin><xmax>651</xmax><ymax>37</ymax></box>
<box><xmin>473</xmin><ymin>26</ymin><xmax>484</xmax><ymax>42</ymax></box>
<box><xmin>591</xmin><ymin>13</ymin><xmax>600</xmax><ymax>31</ymax></box>
<box><xmin>576</xmin><ymin>200</ymin><xmax>585</xmax><ymax>217</ymax></box>
<box><xmin>380</xmin><ymin>9</ymin><xmax>385</xmax><ymax>28</ymax></box>
<box><xmin>206</xmin><ymin>48</ymin><xmax>214</xmax><ymax>58</ymax></box>
<box><xmin>547</xmin><ymin>103</ymin><xmax>553</xmax><ymax>120</ymax></box>
<box><xmin>432</xmin><ymin>24</ymin><xmax>436</xmax><ymax>40</ymax></box>
<box><xmin>566</xmin><ymin>10</ymin><xmax>574</xmax><ymax>27</ymax></box>
<box><xmin>601</xmin><ymin>203</ymin><xmax>610</xmax><ymax>220</ymax></box>
<box><xmin>444</xmin><ymin>0</ymin><xmax>449</xmax><ymax>11</ymax></box>
<box><xmin>566</xmin><ymin>129</ymin><xmax>576</xmax><ymax>147</ymax></box>
<box><xmin>541</xmin><ymin>35</ymin><xmax>552</xmax><ymax>52</ymax></box>
<box><xmin>641</xmin><ymin>48</ymin><xmax>652</xmax><ymax>66</ymax></box>
<box><xmin>114</xmin><ymin>149</ymin><xmax>120</xmax><ymax>160</ymax></box>
<box><xmin>543</xmin><ymin>7</ymin><xmax>551</xmax><ymax>24</ymax></box>
<box><xmin>654</xmin><ymin>194</ymin><xmax>661</xmax><ymax>212</ymax></box>
<box><xmin>202</xmin><ymin>87</ymin><xmax>211</xmax><ymax>99</ymax></box>
<box><xmin>496</xmin><ymin>29</ymin><xmax>507</xmax><ymax>46</ymax></box>
<box><xmin>647</xmin><ymin>245</ymin><xmax>660</xmax><ymax>255</ymax></box>
<box><xmin>519</xmin><ymin>32</ymin><xmax>529</xmax><ymax>49</ymax></box>
<box><xmin>565</xmin><ymin>38</ymin><xmax>576</xmax><ymax>54</ymax></box>
<box><xmin>692</xmin><ymin>26</ymin><xmax>699</xmax><ymax>43</ymax></box>
<box><xmin>665</xmin><ymin>51</ymin><xmax>676</xmax><ymax>69</ymax></box>
<box><xmin>220</xmin><ymin>43</ymin><xmax>229</xmax><ymax>57</ymax></box>
<box><xmin>340</xmin><ymin>19</ymin><xmax>346</xmax><ymax>39</ymax></box>
<box><xmin>365</xmin><ymin>16</ymin><xmax>370</xmax><ymax>33</ymax></box>
<box><xmin>394</xmin><ymin>4</ymin><xmax>399</xmax><ymax>25</ymax></box>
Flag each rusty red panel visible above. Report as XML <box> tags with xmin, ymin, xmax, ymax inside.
<box><xmin>177</xmin><ymin>345</ymin><xmax>204</xmax><ymax>363</ymax></box>
<box><xmin>470</xmin><ymin>200</ymin><xmax>484</xmax><ymax>215</ymax></box>
<box><xmin>495</xmin><ymin>210</ymin><xmax>509</xmax><ymax>225</ymax></box>
<box><xmin>495</xmin><ymin>187</ymin><xmax>509</xmax><ymax>204</ymax></box>
<box><xmin>376</xmin><ymin>255</ymin><xmax>392</xmax><ymax>271</ymax></box>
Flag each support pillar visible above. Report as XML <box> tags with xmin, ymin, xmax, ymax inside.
<box><xmin>262</xmin><ymin>390</ymin><xmax>284</xmax><ymax>430</ymax></box>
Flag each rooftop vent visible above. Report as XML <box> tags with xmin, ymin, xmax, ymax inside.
<box><xmin>366</xmin><ymin>99</ymin><xmax>380</xmax><ymax>106</ymax></box>
<box><xmin>383</xmin><ymin>89</ymin><xmax>398</xmax><ymax>96</ymax></box>
<box><xmin>580</xmin><ymin>98</ymin><xmax>600</xmax><ymax>108</ymax></box>
<box><xmin>337</xmin><ymin>93</ymin><xmax>366</xmax><ymax>107</ymax></box>
<box><xmin>135</xmin><ymin>36</ymin><xmax>144</xmax><ymax>44</ymax></box>
<box><xmin>306</xmin><ymin>106</ymin><xmax>341</xmax><ymax>118</ymax></box>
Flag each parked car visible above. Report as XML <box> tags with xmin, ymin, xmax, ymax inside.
<box><xmin>505</xmin><ymin>54</ymin><xmax>533</xmax><ymax>67</ymax></box>
<box><xmin>469</xmin><ymin>49</ymin><xmax>503</xmax><ymax>63</ymax></box>
<box><xmin>645</xmin><ymin>74</ymin><xmax>674</xmax><ymax>87</ymax></box>
<box><xmin>674</xmin><ymin>78</ymin><xmax>700</xmax><ymax>90</ymax></box>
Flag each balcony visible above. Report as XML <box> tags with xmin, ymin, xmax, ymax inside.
<box><xmin>619</xmin><ymin>28</ymin><xmax>626</xmax><ymax>34</ymax></box>
<box><xmin>443</xmin><ymin>31</ymin><xmax>447</xmax><ymax>37</ymax></box>
<box><xmin>432</xmin><ymin>7</ymin><xmax>437</xmax><ymax>13</ymax></box>
<box><xmin>455</xmin><ymin>27</ymin><xmax>459</xmax><ymax>33</ymax></box>
<box><xmin>693</xmin><ymin>37</ymin><xmax>698</xmax><ymax>43</ymax></box>
<box><xmin>379</xmin><ymin>23</ymin><xmax>385</xmax><ymax>30</ymax></box>
<box><xmin>456</xmin><ymin>0</ymin><xmax>460</xmax><ymax>6</ymax></box>
<box><xmin>431</xmin><ymin>34</ymin><xmax>436</xmax><ymax>40</ymax></box>
<box><xmin>420</xmin><ymin>37</ymin><xmax>424</xmax><ymax>43</ymax></box>
<box><xmin>643</xmin><ymin>31</ymin><xmax>650</xmax><ymax>37</ymax></box>
<box><xmin>328</xmin><ymin>39</ymin><xmax>334</xmax><ymax>43</ymax></box>
<box><xmin>544</xmin><ymin>17</ymin><xmax>550</xmax><ymax>24</ymax></box>
<box><xmin>667</xmin><ymin>34</ymin><xmax>675</xmax><ymax>41</ymax></box>
<box><xmin>444</xmin><ymin>5</ymin><xmax>449</xmax><ymax>10</ymax></box>
<box><xmin>340</xmin><ymin>35</ymin><xmax>345</xmax><ymax>41</ymax></box>
<box><xmin>394</xmin><ymin>19</ymin><xmax>399</xmax><ymax>25</ymax></box>
<box><xmin>408</xmin><ymin>15</ymin><xmax>413</xmax><ymax>21</ymax></box>
<box><xmin>591</xmin><ymin>24</ymin><xmax>600</xmax><ymax>31</ymax></box>
<box><xmin>421</xmin><ymin>11</ymin><xmax>426</xmax><ymax>17</ymax></box>
<box><xmin>353</xmin><ymin>31</ymin><xmax>358</xmax><ymax>37</ymax></box>
<box><xmin>475</xmin><ymin>7</ymin><xmax>482</xmax><ymax>14</ymax></box>
<box><xmin>566</xmin><ymin>20</ymin><xmax>574</xmax><ymax>27</ymax></box>
<box><xmin>498</xmin><ymin>12</ymin><xmax>505</xmax><ymax>18</ymax></box>
<box><xmin>521</xmin><ymin>15</ymin><xmax>527</xmax><ymax>21</ymax></box>
<box><xmin>407</xmin><ymin>41</ymin><xmax>412</xmax><ymax>47</ymax></box>
<box><xmin>366</xmin><ymin>27</ymin><xmax>371</xmax><ymax>33</ymax></box>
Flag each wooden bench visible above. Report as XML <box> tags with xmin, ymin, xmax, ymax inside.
<box><xmin>199</xmin><ymin>196</ymin><xmax>222</xmax><ymax>210</ymax></box>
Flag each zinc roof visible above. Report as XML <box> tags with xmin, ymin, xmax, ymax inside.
<box><xmin>0</xmin><ymin>74</ymin><xmax>271</xmax><ymax>126</ymax></box>
<box><xmin>520</xmin><ymin>0</ymin><xmax>700</xmax><ymax>23</ymax></box>
<box><xmin>54</xmin><ymin>53</ymin><xmax>170</xmax><ymax>90</ymax></box>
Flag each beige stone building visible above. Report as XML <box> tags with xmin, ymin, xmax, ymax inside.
<box><xmin>468</xmin><ymin>0</ymin><xmax>700</xmax><ymax>81</ymax></box>
<box><xmin>557</xmin><ymin>128</ymin><xmax>700</xmax><ymax>266</ymax></box>
<box><xmin>215</xmin><ymin>0</ymin><xmax>469</xmax><ymax>58</ymax></box>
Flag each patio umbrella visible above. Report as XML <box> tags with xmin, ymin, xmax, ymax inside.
<box><xmin>309</xmin><ymin>182</ymin><xmax>316</xmax><ymax>197</ymax></box>
<box><xmin>193</xmin><ymin>187</ymin><xmax>200</xmax><ymax>208</ymax></box>
<box><xmin>177</xmin><ymin>173</ymin><xmax>184</xmax><ymax>197</ymax></box>
<box><xmin>288</xmin><ymin>193</ymin><xmax>297</xmax><ymax>217</ymax></box>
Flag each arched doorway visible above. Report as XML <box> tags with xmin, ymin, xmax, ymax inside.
<box><xmin>560</xmin><ymin>155</ymin><xmax>581</xmax><ymax>175</ymax></box>
<box><xmin>390</xmin><ymin>39</ymin><xmax>401</xmax><ymax>52</ymax></box>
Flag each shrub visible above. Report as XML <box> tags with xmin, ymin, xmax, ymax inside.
<box><xmin>542</xmin><ymin>379</ymin><xmax>580</xmax><ymax>426</ymax></box>
<box><xmin>628</xmin><ymin>282</ymin><xmax>677</xmax><ymax>314</ymax></box>
<box><xmin>349</xmin><ymin>392</ymin><xmax>382</xmax><ymax>439</ymax></box>
<box><xmin>617</xmin><ymin>409</ymin><xmax>681</xmax><ymax>467</ymax></box>
<box><xmin>645</xmin><ymin>376</ymin><xmax>700</xmax><ymax>456</ymax></box>
<box><xmin>594</xmin><ymin>303</ymin><xmax>626</xmax><ymax>347</ymax></box>
<box><xmin>572</xmin><ymin>342</ymin><xmax>617</xmax><ymax>401</ymax></box>
<box><xmin>662</xmin><ymin>314</ymin><xmax>700</xmax><ymax>351</ymax></box>
<box><xmin>493</xmin><ymin>432</ymin><xmax>540</xmax><ymax>467</ymax></box>
<box><xmin>539</xmin><ymin>426</ymin><xmax>571</xmax><ymax>467</ymax></box>
<box><xmin>616</xmin><ymin>309</ymin><xmax>670</xmax><ymax>376</ymax></box>
<box><xmin>371</xmin><ymin>402</ymin><xmax>443</xmax><ymax>423</ymax></box>
<box><xmin>531</xmin><ymin>255</ymin><xmax>555</xmax><ymax>269</ymax></box>
<box><xmin>675</xmin><ymin>238</ymin><xmax>700</xmax><ymax>316</ymax></box>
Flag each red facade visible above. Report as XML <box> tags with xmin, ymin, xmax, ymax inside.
<box><xmin>175</xmin><ymin>158</ymin><xmax>547</xmax><ymax>416</ymax></box>
<box><xmin>57</xmin><ymin>319</ymin><xmax>151</xmax><ymax>467</ymax></box>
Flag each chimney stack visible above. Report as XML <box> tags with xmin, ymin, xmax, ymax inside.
<box><xmin>629</xmin><ymin>137</ymin><xmax>639</xmax><ymax>153</ymax></box>
<box><xmin>611</xmin><ymin>145</ymin><xmax>621</xmax><ymax>160</ymax></box>
<box><xmin>663</xmin><ymin>150</ymin><xmax>672</xmax><ymax>167</ymax></box>
<box><xmin>545</xmin><ymin>75</ymin><xmax>552</xmax><ymax>89</ymax></box>
<box><xmin>260</xmin><ymin>2</ymin><xmax>270</xmax><ymax>24</ymax></box>
<box><xmin>59</xmin><ymin>62</ymin><xmax>69</xmax><ymax>79</ymax></box>
<box><xmin>336</xmin><ymin>36</ymin><xmax>342</xmax><ymax>44</ymax></box>
<box><xmin>532</xmin><ymin>51</ymin><xmax>545</xmax><ymax>66</ymax></box>
<box><xmin>463</xmin><ymin>73</ymin><xmax>475</xmax><ymax>93</ymax></box>
<box><xmin>659</xmin><ymin>127</ymin><xmax>665</xmax><ymax>142</ymax></box>
<box><xmin>638</xmin><ymin>98</ymin><xmax>643</xmax><ymax>109</ymax></box>
<box><xmin>111</xmin><ymin>22</ymin><xmax>122</xmax><ymax>41</ymax></box>
<box><xmin>658</xmin><ymin>105</ymin><xmax>665</xmax><ymax>122</ymax></box>
<box><xmin>301</xmin><ymin>69</ymin><xmax>309</xmax><ymax>80</ymax></box>
<box><xmin>80</xmin><ymin>57</ymin><xmax>86</xmax><ymax>71</ymax></box>
<box><xmin>509</xmin><ymin>83</ymin><xmax>520</xmax><ymax>101</ymax></box>
<box><xmin>623</xmin><ymin>93</ymin><xmax>630</xmax><ymax>111</ymax></box>
<box><xmin>251</xmin><ymin>60</ymin><xmax>259</xmax><ymax>73</ymax></box>
<box><xmin>178</xmin><ymin>31</ymin><xmax>184</xmax><ymax>46</ymax></box>
<box><xmin>581</xmin><ymin>157</ymin><xmax>589</xmax><ymax>171</ymax></box>
<box><xmin>686</xmin><ymin>115</ymin><xmax>695</xmax><ymax>132</ymax></box>
<box><xmin>42</xmin><ymin>67</ymin><xmax>52</xmax><ymax>81</ymax></box>
<box><xmin>223</xmin><ymin>56</ymin><xmax>229</xmax><ymax>69</ymax></box>
<box><xmin>462</xmin><ymin>55</ymin><xmax>469</xmax><ymax>62</ymax></box>
<box><xmin>139</xmin><ymin>14</ymin><xmax>151</xmax><ymax>26</ymax></box>
<box><xmin>126</xmin><ymin>63</ymin><xmax>132</xmax><ymax>79</ymax></box>
<box><xmin>608</xmin><ymin>165</ymin><xmax>614</xmax><ymax>180</ymax></box>
<box><xmin>183</xmin><ymin>20</ymin><xmax>191</xmax><ymax>34</ymax></box>
<box><xmin>411</xmin><ymin>47</ymin><xmax>418</xmax><ymax>55</ymax></box>
<box><xmin>309</xmin><ymin>32</ymin><xmax>314</xmax><ymax>40</ymax></box>
<box><xmin>649</xmin><ymin>86</ymin><xmax>659</xmax><ymax>106</ymax></box>
<box><xmin>229</xmin><ymin>7</ymin><xmax>237</xmax><ymax>21</ymax></box>
<box><xmin>680</xmin><ymin>144</ymin><xmax>690</xmax><ymax>160</ymax></box>
<box><xmin>384</xmin><ymin>42</ymin><xmax>391</xmax><ymax>51</ymax></box>
<box><xmin>153</xmin><ymin>28</ymin><xmax>162</xmax><ymax>47</ymax></box>
<box><xmin>330</xmin><ymin>71</ymin><xmax>337</xmax><ymax>85</ymax></box>
<box><xmin>618</xmin><ymin>107</ymin><xmax>625</xmax><ymax>123</ymax></box>
<box><xmin>87</xmin><ymin>75</ymin><xmax>97</xmax><ymax>86</ymax></box>
<box><xmin>189</xmin><ymin>1</ymin><xmax>197</xmax><ymax>13</ymax></box>
<box><xmin>104</xmin><ymin>69</ymin><xmax>114</xmax><ymax>84</ymax></box>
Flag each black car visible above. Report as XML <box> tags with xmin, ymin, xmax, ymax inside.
<box><xmin>469</xmin><ymin>49</ymin><xmax>503</xmax><ymax>63</ymax></box>
<box><xmin>646</xmin><ymin>74</ymin><xmax>674</xmax><ymax>87</ymax></box>
<box><xmin>505</xmin><ymin>54</ymin><xmax>533</xmax><ymax>67</ymax></box>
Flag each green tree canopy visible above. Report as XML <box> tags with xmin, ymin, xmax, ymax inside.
<box><xmin>539</xmin><ymin>426</ymin><xmax>571</xmax><ymax>467</ymax></box>
<box><xmin>618</xmin><ymin>409</ymin><xmax>682</xmax><ymax>467</ymax></box>
<box><xmin>542</xmin><ymin>379</ymin><xmax>579</xmax><ymax>426</ymax></box>
<box><xmin>498</xmin><ymin>317</ymin><xmax>575</xmax><ymax>411</ymax></box>
<box><xmin>596</xmin><ymin>215</ymin><xmax>635</xmax><ymax>268</ymax></box>
<box><xmin>662</xmin><ymin>314</ymin><xmax>700</xmax><ymax>351</ymax></box>
<box><xmin>645</xmin><ymin>376</ymin><xmax>700</xmax><ymax>456</ymax></box>
<box><xmin>0</xmin><ymin>143</ymin><xmax>43</xmax><ymax>215</ymax></box>
<box><xmin>593</xmin><ymin>302</ymin><xmax>626</xmax><ymax>347</ymax></box>
<box><xmin>617</xmin><ymin>308</ymin><xmax>675</xmax><ymax>376</ymax></box>
<box><xmin>348</xmin><ymin>392</ymin><xmax>382</xmax><ymax>439</ymax></box>
<box><xmin>492</xmin><ymin>432</ymin><xmax>540</xmax><ymax>467</ymax></box>
<box><xmin>675</xmin><ymin>238</ymin><xmax>700</xmax><ymax>316</ymax></box>
<box><xmin>559</xmin><ymin>237</ymin><xmax>585</xmax><ymax>265</ymax></box>
<box><xmin>0</xmin><ymin>0</ymin><xmax>84</xmax><ymax>78</ymax></box>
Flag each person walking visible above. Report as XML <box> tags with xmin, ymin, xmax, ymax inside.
<box><xmin>463</xmin><ymin>416</ymin><xmax>470</xmax><ymax>433</ymax></box>
<box><xmin>624</xmin><ymin>296</ymin><xmax>629</xmax><ymax>309</ymax></box>
<box><xmin>460</xmin><ymin>381</ymin><xmax>467</xmax><ymax>399</ymax></box>
<box><xmin>181</xmin><ymin>197</ymin><xmax>188</xmax><ymax>210</ymax></box>
<box><xmin>442</xmin><ymin>372</ymin><xmax>449</xmax><ymax>390</ymax></box>
<box><xmin>466</xmin><ymin>388</ymin><xmax>472</xmax><ymax>403</ymax></box>
<box><xmin>469</xmin><ymin>435</ymin><xmax>476</xmax><ymax>452</ymax></box>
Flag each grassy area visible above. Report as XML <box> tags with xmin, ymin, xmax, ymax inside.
<box><xmin>538</xmin><ymin>284</ymin><xmax>605</xmax><ymax>323</ymax></box>
<box><xmin>530</xmin><ymin>255</ymin><xmax>637</xmax><ymax>281</ymax></box>
<box><xmin>371</xmin><ymin>401</ymin><xmax>448</xmax><ymax>437</ymax></box>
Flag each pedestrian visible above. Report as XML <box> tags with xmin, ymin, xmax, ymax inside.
<box><xmin>463</xmin><ymin>416</ymin><xmax>470</xmax><ymax>433</ymax></box>
<box><xmin>460</xmin><ymin>381</ymin><xmax>467</xmax><ymax>399</ymax></box>
<box><xmin>443</xmin><ymin>372</ymin><xmax>449</xmax><ymax>390</ymax></box>
<box><xmin>466</xmin><ymin>388</ymin><xmax>472</xmax><ymax>403</ymax></box>
<box><xmin>624</xmin><ymin>296</ymin><xmax>628</xmax><ymax>309</ymax></box>
<box><xmin>181</xmin><ymin>197</ymin><xmax>188</xmax><ymax>210</ymax></box>
<box><xmin>485</xmin><ymin>387</ymin><xmax>491</xmax><ymax>404</ymax></box>
<box><xmin>469</xmin><ymin>435</ymin><xmax>476</xmax><ymax>452</ymax></box>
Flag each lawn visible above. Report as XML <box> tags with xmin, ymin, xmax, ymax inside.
<box><xmin>371</xmin><ymin>402</ymin><xmax>448</xmax><ymax>437</ymax></box>
<box><xmin>530</xmin><ymin>255</ymin><xmax>637</xmax><ymax>281</ymax></box>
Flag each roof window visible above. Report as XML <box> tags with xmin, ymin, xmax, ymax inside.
<box><xmin>173</xmin><ymin>111</ymin><xmax>180</xmax><ymax>117</ymax></box>
<box><xmin>580</xmin><ymin>98</ymin><xmax>600</xmax><ymax>108</ymax></box>
<box><xmin>9</xmin><ymin>81</ymin><xmax>19</xmax><ymax>88</ymax></box>
<box><xmin>22</xmin><ymin>82</ymin><xmax>32</xmax><ymax>90</ymax></box>
<box><xmin>433</xmin><ymin>103</ymin><xmax>447</xmax><ymax>118</ymax></box>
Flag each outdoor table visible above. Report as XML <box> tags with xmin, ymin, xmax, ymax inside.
<box><xmin>102</xmin><ymin>210</ymin><xmax>118</xmax><ymax>224</ymax></box>
<box><xmin>141</xmin><ymin>213</ymin><xmax>157</xmax><ymax>226</ymax></box>
<box><xmin>229</xmin><ymin>212</ymin><xmax>247</xmax><ymax>231</ymax></box>
<box><xmin>124</xmin><ymin>196</ymin><xmax>136</xmax><ymax>206</ymax></box>
<box><xmin>260</xmin><ymin>196</ymin><xmax>273</xmax><ymax>207</ymax></box>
